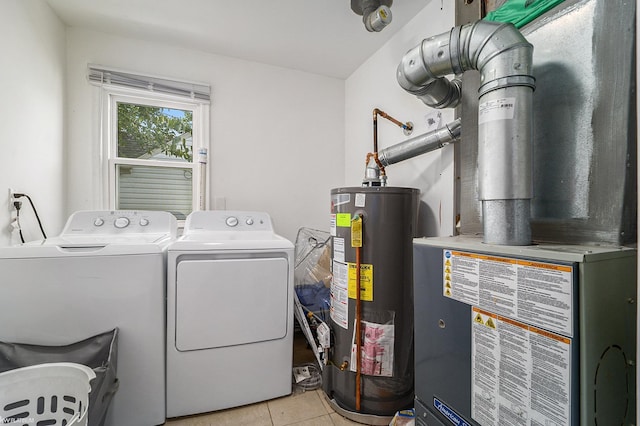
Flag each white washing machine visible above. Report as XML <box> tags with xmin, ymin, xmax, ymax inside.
<box><xmin>0</xmin><ymin>210</ymin><xmax>176</xmax><ymax>426</ymax></box>
<box><xmin>166</xmin><ymin>210</ymin><xmax>294</xmax><ymax>418</ymax></box>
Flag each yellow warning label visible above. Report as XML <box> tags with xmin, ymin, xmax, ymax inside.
<box><xmin>445</xmin><ymin>259</ymin><xmax>451</xmax><ymax>266</ymax></box>
<box><xmin>351</xmin><ymin>216</ymin><xmax>362</xmax><ymax>248</ymax></box>
<box><xmin>348</xmin><ymin>263</ymin><xmax>373</xmax><ymax>301</ymax></box>
<box><xmin>445</xmin><ymin>266</ymin><xmax>451</xmax><ymax>274</ymax></box>
<box><xmin>445</xmin><ymin>273</ymin><xmax>451</xmax><ymax>281</ymax></box>
<box><xmin>336</xmin><ymin>213</ymin><xmax>351</xmax><ymax>227</ymax></box>
<box><xmin>486</xmin><ymin>317</ymin><xmax>496</xmax><ymax>329</ymax></box>
<box><xmin>444</xmin><ymin>288</ymin><xmax>452</xmax><ymax>297</ymax></box>
<box><xmin>474</xmin><ymin>313</ymin><xmax>484</xmax><ymax>325</ymax></box>
<box><xmin>445</xmin><ymin>282</ymin><xmax>451</xmax><ymax>288</ymax></box>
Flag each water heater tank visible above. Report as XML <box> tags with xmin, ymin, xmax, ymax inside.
<box><xmin>323</xmin><ymin>186</ymin><xmax>419</xmax><ymax>419</ymax></box>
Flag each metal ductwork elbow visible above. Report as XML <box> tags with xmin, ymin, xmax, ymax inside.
<box><xmin>397</xmin><ymin>21</ymin><xmax>535</xmax><ymax>245</ymax></box>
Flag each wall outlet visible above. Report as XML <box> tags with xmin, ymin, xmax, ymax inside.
<box><xmin>7</xmin><ymin>188</ymin><xmax>21</xmax><ymax>212</ymax></box>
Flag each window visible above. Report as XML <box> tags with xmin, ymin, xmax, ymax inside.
<box><xmin>91</xmin><ymin>66</ymin><xmax>210</xmax><ymax>220</ymax></box>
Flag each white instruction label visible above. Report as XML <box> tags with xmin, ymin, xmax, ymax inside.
<box><xmin>333</xmin><ymin>237</ymin><xmax>345</xmax><ymax>263</ymax></box>
<box><xmin>330</xmin><ymin>261</ymin><xmax>349</xmax><ymax>329</ymax></box>
<box><xmin>479</xmin><ymin>97</ymin><xmax>516</xmax><ymax>125</ymax></box>
<box><xmin>355</xmin><ymin>193</ymin><xmax>366</xmax><ymax>208</ymax></box>
<box><xmin>330</xmin><ymin>214</ymin><xmax>336</xmax><ymax>236</ymax></box>
<box><xmin>443</xmin><ymin>250</ymin><xmax>573</xmax><ymax>337</ymax></box>
<box><xmin>471</xmin><ymin>307</ymin><xmax>571</xmax><ymax>426</ymax></box>
<box><xmin>443</xmin><ymin>251</ymin><xmax>480</xmax><ymax>306</ymax></box>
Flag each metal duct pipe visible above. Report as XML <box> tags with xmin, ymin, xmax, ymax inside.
<box><xmin>378</xmin><ymin>118</ymin><xmax>462</xmax><ymax>166</ymax></box>
<box><xmin>351</xmin><ymin>0</ymin><xmax>393</xmax><ymax>32</ymax></box>
<box><xmin>397</xmin><ymin>21</ymin><xmax>535</xmax><ymax>245</ymax></box>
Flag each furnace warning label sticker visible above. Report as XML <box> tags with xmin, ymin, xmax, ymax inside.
<box><xmin>347</xmin><ymin>263</ymin><xmax>373</xmax><ymax>301</ymax></box>
<box><xmin>471</xmin><ymin>307</ymin><xmax>571</xmax><ymax>426</ymax></box>
<box><xmin>443</xmin><ymin>250</ymin><xmax>573</xmax><ymax>337</ymax></box>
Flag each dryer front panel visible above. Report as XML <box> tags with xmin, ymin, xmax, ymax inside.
<box><xmin>175</xmin><ymin>257</ymin><xmax>289</xmax><ymax>351</ymax></box>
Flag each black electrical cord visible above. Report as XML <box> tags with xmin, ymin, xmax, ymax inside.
<box><xmin>14</xmin><ymin>201</ymin><xmax>25</xmax><ymax>244</ymax></box>
<box><xmin>14</xmin><ymin>193</ymin><xmax>47</xmax><ymax>240</ymax></box>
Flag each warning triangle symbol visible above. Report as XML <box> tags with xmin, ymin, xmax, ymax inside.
<box><xmin>445</xmin><ymin>288</ymin><xmax>452</xmax><ymax>297</ymax></box>
<box><xmin>445</xmin><ymin>267</ymin><xmax>451</xmax><ymax>274</ymax></box>
<box><xmin>474</xmin><ymin>314</ymin><xmax>484</xmax><ymax>325</ymax></box>
<box><xmin>486</xmin><ymin>317</ymin><xmax>496</xmax><ymax>329</ymax></box>
<box><xmin>445</xmin><ymin>274</ymin><xmax>451</xmax><ymax>281</ymax></box>
<box><xmin>445</xmin><ymin>282</ymin><xmax>451</xmax><ymax>288</ymax></box>
<box><xmin>445</xmin><ymin>260</ymin><xmax>451</xmax><ymax>266</ymax></box>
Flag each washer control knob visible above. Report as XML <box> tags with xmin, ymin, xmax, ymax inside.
<box><xmin>139</xmin><ymin>218</ymin><xmax>150</xmax><ymax>226</ymax></box>
<box><xmin>114</xmin><ymin>217</ymin><xmax>130</xmax><ymax>229</ymax></box>
<box><xmin>246</xmin><ymin>218</ymin><xmax>254</xmax><ymax>225</ymax></box>
<box><xmin>226</xmin><ymin>216</ymin><xmax>239</xmax><ymax>227</ymax></box>
<box><xmin>94</xmin><ymin>218</ymin><xmax>105</xmax><ymax>227</ymax></box>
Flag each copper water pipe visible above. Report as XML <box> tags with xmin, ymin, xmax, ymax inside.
<box><xmin>355</xmin><ymin>245</ymin><xmax>362</xmax><ymax>411</ymax></box>
<box><xmin>372</xmin><ymin>108</ymin><xmax>413</xmax><ymax>176</ymax></box>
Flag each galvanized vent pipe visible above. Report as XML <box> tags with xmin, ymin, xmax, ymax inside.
<box><xmin>378</xmin><ymin>118</ymin><xmax>462</xmax><ymax>167</ymax></box>
<box><xmin>397</xmin><ymin>21</ymin><xmax>535</xmax><ymax>245</ymax></box>
<box><xmin>362</xmin><ymin>119</ymin><xmax>461</xmax><ymax>187</ymax></box>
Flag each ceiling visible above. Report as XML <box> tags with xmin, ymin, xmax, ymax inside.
<box><xmin>45</xmin><ymin>0</ymin><xmax>431</xmax><ymax>79</ymax></box>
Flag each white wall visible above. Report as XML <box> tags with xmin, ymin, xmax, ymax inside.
<box><xmin>345</xmin><ymin>1</ymin><xmax>456</xmax><ymax>238</ymax></box>
<box><xmin>65</xmin><ymin>29</ymin><xmax>345</xmax><ymax>242</ymax></box>
<box><xmin>0</xmin><ymin>0</ymin><xmax>66</xmax><ymax>246</ymax></box>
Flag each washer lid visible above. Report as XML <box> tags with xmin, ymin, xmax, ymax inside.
<box><xmin>0</xmin><ymin>237</ymin><xmax>172</xmax><ymax>258</ymax></box>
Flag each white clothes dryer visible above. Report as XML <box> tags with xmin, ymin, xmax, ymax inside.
<box><xmin>166</xmin><ymin>210</ymin><xmax>294</xmax><ymax>418</ymax></box>
<box><xmin>0</xmin><ymin>210</ymin><xmax>176</xmax><ymax>426</ymax></box>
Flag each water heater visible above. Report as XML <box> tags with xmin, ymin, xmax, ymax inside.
<box><xmin>323</xmin><ymin>186</ymin><xmax>419</xmax><ymax>423</ymax></box>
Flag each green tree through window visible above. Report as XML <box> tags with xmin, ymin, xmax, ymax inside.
<box><xmin>117</xmin><ymin>103</ymin><xmax>193</xmax><ymax>161</ymax></box>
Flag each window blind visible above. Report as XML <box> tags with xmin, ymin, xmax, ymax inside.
<box><xmin>88</xmin><ymin>65</ymin><xmax>210</xmax><ymax>101</ymax></box>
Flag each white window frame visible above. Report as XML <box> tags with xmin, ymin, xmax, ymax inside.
<box><xmin>99</xmin><ymin>85</ymin><xmax>210</xmax><ymax>220</ymax></box>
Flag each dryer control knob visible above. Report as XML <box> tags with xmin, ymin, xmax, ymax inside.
<box><xmin>246</xmin><ymin>218</ymin><xmax>254</xmax><ymax>225</ymax></box>
<box><xmin>226</xmin><ymin>216</ymin><xmax>239</xmax><ymax>227</ymax></box>
<box><xmin>114</xmin><ymin>217</ymin><xmax>130</xmax><ymax>229</ymax></box>
<box><xmin>139</xmin><ymin>218</ymin><xmax>150</xmax><ymax>226</ymax></box>
<box><xmin>94</xmin><ymin>218</ymin><xmax>105</xmax><ymax>227</ymax></box>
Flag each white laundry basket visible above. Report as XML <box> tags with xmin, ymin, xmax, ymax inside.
<box><xmin>0</xmin><ymin>362</ymin><xmax>95</xmax><ymax>425</ymax></box>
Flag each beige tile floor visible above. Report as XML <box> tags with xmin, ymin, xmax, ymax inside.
<box><xmin>164</xmin><ymin>388</ymin><xmax>363</xmax><ymax>426</ymax></box>
<box><xmin>163</xmin><ymin>331</ymin><xmax>365</xmax><ymax>426</ymax></box>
